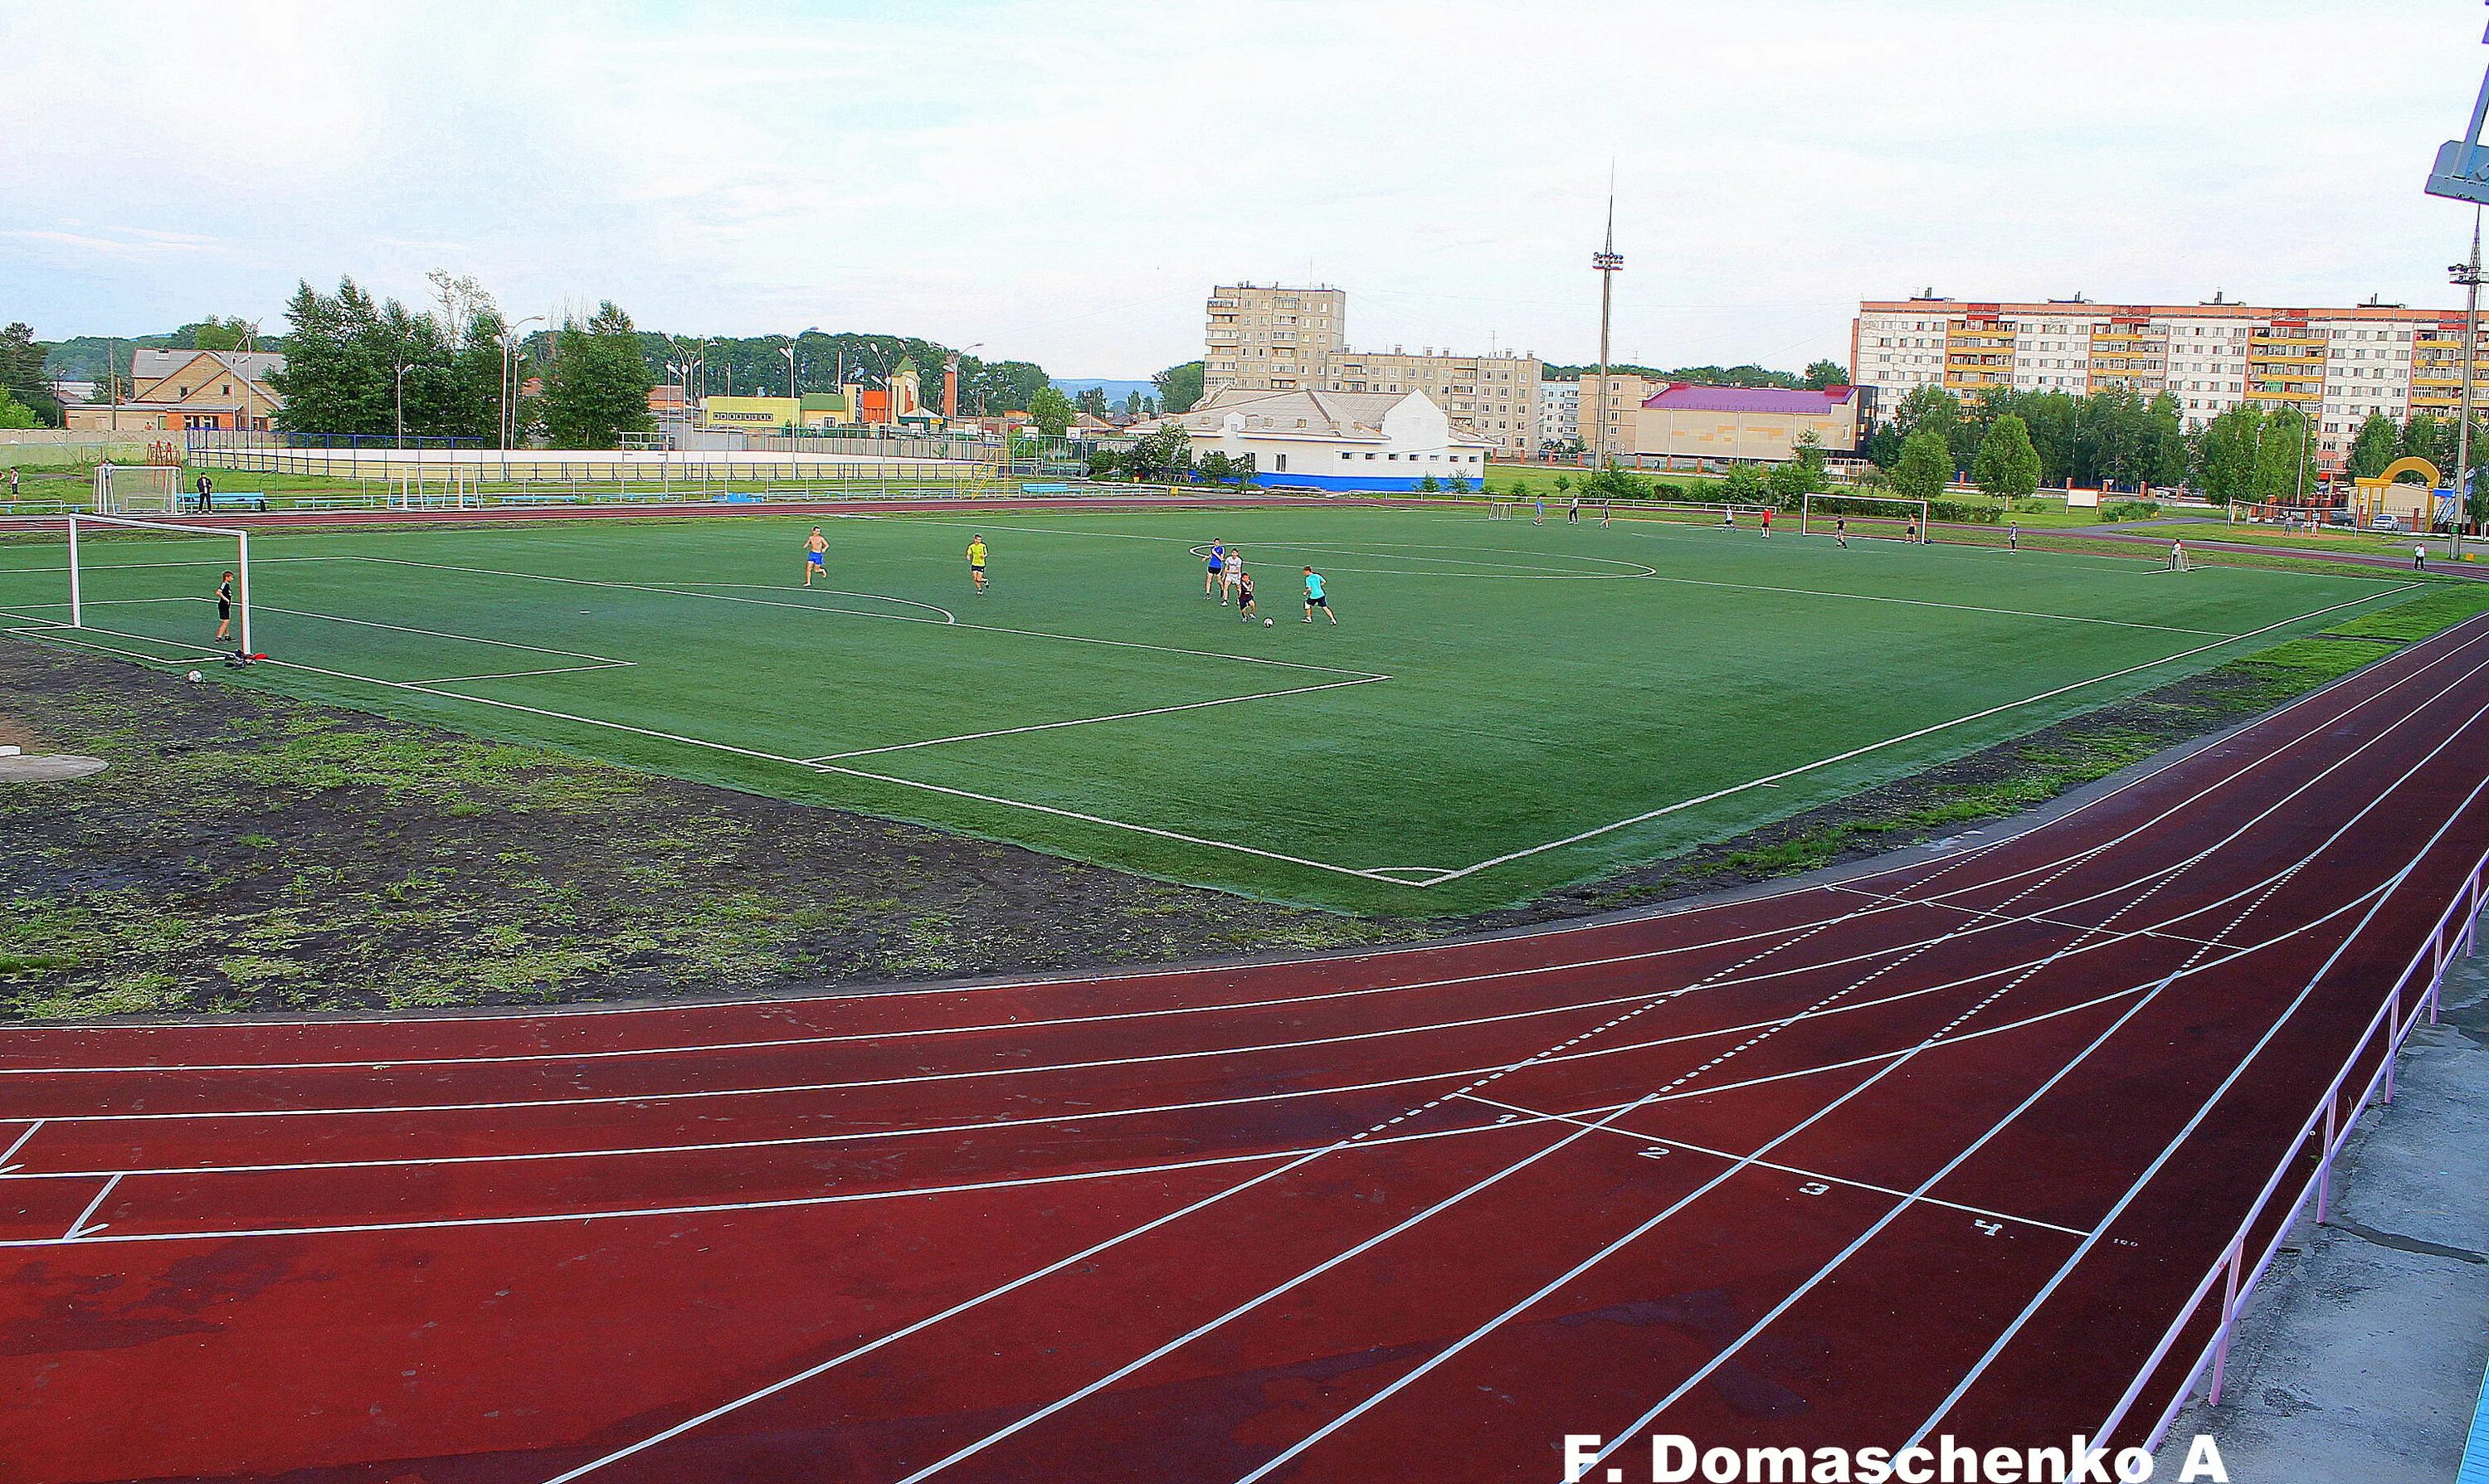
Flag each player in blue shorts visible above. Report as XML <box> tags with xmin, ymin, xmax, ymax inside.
<box><xmin>1302</xmin><ymin>567</ymin><xmax>1337</xmax><ymax>625</ymax></box>
<box><xmin>1204</xmin><ymin>543</ymin><xmax>1226</xmax><ymax>600</ymax></box>
<box><xmin>801</xmin><ymin>528</ymin><xmax>827</xmax><ymax>586</ymax></box>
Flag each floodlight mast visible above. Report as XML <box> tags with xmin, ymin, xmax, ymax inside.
<box><xmin>1591</xmin><ymin>180</ymin><xmax>1624</xmax><ymax>469</ymax></box>
<box><xmin>2455</xmin><ymin>217</ymin><xmax>2483</xmax><ymax>561</ymax></box>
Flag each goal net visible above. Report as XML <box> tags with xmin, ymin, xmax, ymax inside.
<box><xmin>41</xmin><ymin>513</ymin><xmax>256</xmax><ymax>664</ymax></box>
<box><xmin>93</xmin><ymin>464</ymin><xmax>181</xmax><ymax>516</ymax></box>
<box><xmin>1801</xmin><ymin>493</ymin><xmax>1934</xmax><ymax>543</ymax></box>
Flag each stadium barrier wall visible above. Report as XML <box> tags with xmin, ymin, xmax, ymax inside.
<box><xmin>2102</xmin><ymin>836</ymin><xmax>2489</xmax><ymax>1452</ymax></box>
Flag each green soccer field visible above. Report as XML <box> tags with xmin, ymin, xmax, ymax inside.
<box><xmin>0</xmin><ymin>506</ymin><xmax>2425</xmax><ymax>913</ymax></box>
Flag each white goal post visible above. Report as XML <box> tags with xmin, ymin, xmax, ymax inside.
<box><xmin>66</xmin><ymin>513</ymin><xmax>253</xmax><ymax>656</ymax></box>
<box><xmin>92</xmin><ymin>463</ymin><xmax>182</xmax><ymax>516</ymax></box>
<box><xmin>1800</xmin><ymin>492</ymin><xmax>1933</xmax><ymax>542</ymax></box>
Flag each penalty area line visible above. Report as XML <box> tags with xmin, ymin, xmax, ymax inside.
<box><xmin>805</xmin><ymin>674</ymin><xmax>1391</xmax><ymax>761</ymax></box>
<box><xmin>256</xmin><ymin>657</ymin><xmax>1410</xmax><ymax>885</ymax></box>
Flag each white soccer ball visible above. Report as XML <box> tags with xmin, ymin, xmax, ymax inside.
<box><xmin>187</xmin><ymin>670</ymin><xmax>202</xmax><ymax>684</ymax></box>
<box><xmin>1264</xmin><ymin>617</ymin><xmax>1274</xmax><ymax>626</ymax></box>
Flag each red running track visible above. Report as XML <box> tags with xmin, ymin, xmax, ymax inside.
<box><xmin>11</xmin><ymin>615</ymin><xmax>2489</xmax><ymax>1483</ymax></box>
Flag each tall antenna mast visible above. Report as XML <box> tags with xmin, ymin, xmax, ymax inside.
<box><xmin>1591</xmin><ymin>168</ymin><xmax>1625</xmax><ymax>468</ymax></box>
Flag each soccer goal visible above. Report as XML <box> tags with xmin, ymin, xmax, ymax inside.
<box><xmin>92</xmin><ymin>463</ymin><xmax>182</xmax><ymax>516</ymax></box>
<box><xmin>1488</xmin><ymin>499</ymin><xmax>1519</xmax><ymax>520</ymax></box>
<box><xmin>1800</xmin><ymin>493</ymin><xmax>1934</xmax><ymax>543</ymax></box>
<box><xmin>64</xmin><ymin>513</ymin><xmax>255</xmax><ymax>658</ymax></box>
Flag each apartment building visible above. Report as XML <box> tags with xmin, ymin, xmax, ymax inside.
<box><xmin>1539</xmin><ymin>378</ymin><xmax>1580</xmax><ymax>450</ymax></box>
<box><xmin>1576</xmin><ymin>371</ymin><xmax>1664</xmax><ymax>460</ymax></box>
<box><xmin>1322</xmin><ymin>348</ymin><xmax>1542</xmax><ymax>457</ymax></box>
<box><xmin>1851</xmin><ymin>296</ymin><xmax>2485</xmax><ymax>474</ymax></box>
<box><xmin>1203</xmin><ymin>285</ymin><xmax>1346</xmax><ymax>396</ymax></box>
<box><xmin>1201</xmin><ymin>285</ymin><xmax>1541</xmax><ymax>456</ymax></box>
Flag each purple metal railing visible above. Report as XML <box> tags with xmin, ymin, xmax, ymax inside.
<box><xmin>2092</xmin><ymin>838</ymin><xmax>2489</xmax><ymax>1452</ymax></box>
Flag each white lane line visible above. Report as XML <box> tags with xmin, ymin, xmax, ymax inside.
<box><xmin>19</xmin><ymin>609</ymin><xmax>2477</xmax><ymax>1041</ymax></box>
<box><xmin>0</xmin><ymin>933</ymin><xmax>2343</xmax><ymax>1251</ymax></box>
<box><xmin>1428</xmin><ymin>583</ymin><xmax>2424</xmax><ymax>887</ymax></box>
<box><xmin>0</xmin><ymin>1119</ymin><xmax>1546</xmax><ymax>1253</ymax></box>
<box><xmin>345</xmin><ymin>555</ymin><xmax>1381</xmax><ymax>679</ymax></box>
<box><xmin>64</xmin><ymin>1172</ymin><xmax>120</xmax><ymax>1239</ymax></box>
<box><xmin>409</xmin><ymin>662</ymin><xmax>638</xmax><ymax>685</ymax></box>
<box><xmin>1893</xmin><ymin>757</ymin><xmax>2489</xmax><ymax>1454</ymax></box>
<box><xmin>256</xmin><ymin>656</ymin><xmax>1407</xmax><ymax>886</ymax></box>
<box><xmin>0</xmin><ymin>1119</ymin><xmax>42</xmax><ymax>1172</ymax></box>
<box><xmin>802</xmin><ymin>675</ymin><xmax>1391</xmax><ymax>761</ymax></box>
<box><xmin>1453</xmin><ymin>1092</ymin><xmax>2088</xmax><ymax>1237</ymax></box>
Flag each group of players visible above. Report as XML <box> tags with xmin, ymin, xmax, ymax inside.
<box><xmin>1200</xmin><ymin>543</ymin><xmax>1337</xmax><ymax>625</ymax></box>
<box><xmin>794</xmin><ymin>527</ymin><xmax>1338</xmax><ymax>625</ymax></box>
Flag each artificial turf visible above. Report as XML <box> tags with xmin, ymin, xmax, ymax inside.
<box><xmin>0</xmin><ymin>505</ymin><xmax>2429</xmax><ymax>912</ymax></box>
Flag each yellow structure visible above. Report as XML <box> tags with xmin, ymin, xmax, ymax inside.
<box><xmin>2352</xmin><ymin>455</ymin><xmax>2445</xmax><ymax>530</ymax></box>
<box><xmin>696</xmin><ymin>392</ymin><xmax>857</xmax><ymax>433</ymax></box>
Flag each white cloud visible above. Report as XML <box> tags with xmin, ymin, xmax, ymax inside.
<box><xmin>3</xmin><ymin>0</ymin><xmax>2484</xmax><ymax>375</ymax></box>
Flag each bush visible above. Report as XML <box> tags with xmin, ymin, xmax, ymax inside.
<box><xmin>2009</xmin><ymin>497</ymin><xmax>2053</xmax><ymax>513</ymax></box>
<box><xmin>2100</xmin><ymin>499</ymin><xmax>2162</xmax><ymax>523</ymax></box>
<box><xmin>1415</xmin><ymin>474</ymin><xmax>1440</xmax><ymax>493</ymax></box>
<box><xmin>1651</xmin><ymin>480</ymin><xmax>1687</xmax><ymax>503</ymax></box>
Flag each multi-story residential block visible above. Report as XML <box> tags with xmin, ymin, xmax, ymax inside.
<box><xmin>1576</xmin><ymin>371</ymin><xmax>1663</xmax><ymax>461</ymax></box>
<box><xmin>1201</xmin><ymin>285</ymin><xmax>1542</xmax><ymax>456</ymax></box>
<box><xmin>1851</xmin><ymin>295</ymin><xmax>2486</xmax><ymax>474</ymax></box>
<box><xmin>1203</xmin><ymin>285</ymin><xmax>1346</xmax><ymax>397</ymax></box>
<box><xmin>1539</xmin><ymin>377</ymin><xmax>1580</xmax><ymax>450</ymax></box>
<box><xmin>1322</xmin><ymin>348</ymin><xmax>1542</xmax><ymax>457</ymax></box>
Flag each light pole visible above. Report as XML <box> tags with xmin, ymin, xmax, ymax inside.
<box><xmin>2452</xmin><ymin>212</ymin><xmax>2483</xmax><ymax>559</ymax></box>
<box><xmin>499</xmin><ymin>314</ymin><xmax>547</xmax><ymax>451</ymax></box>
<box><xmin>393</xmin><ymin>362</ymin><xmax>412</xmax><ymax>450</ymax></box>
<box><xmin>1591</xmin><ymin>186</ymin><xmax>1624</xmax><ymax>470</ymax></box>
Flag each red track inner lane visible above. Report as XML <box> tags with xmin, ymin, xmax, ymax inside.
<box><xmin>9</xmin><ymin>613</ymin><xmax>2489</xmax><ymax>1484</ymax></box>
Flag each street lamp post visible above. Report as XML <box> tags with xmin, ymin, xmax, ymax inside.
<box><xmin>2452</xmin><ymin>212</ymin><xmax>2484</xmax><ymax>560</ymax></box>
<box><xmin>499</xmin><ymin>314</ymin><xmax>547</xmax><ymax>454</ymax></box>
<box><xmin>394</xmin><ymin>363</ymin><xmax>410</xmax><ymax>450</ymax></box>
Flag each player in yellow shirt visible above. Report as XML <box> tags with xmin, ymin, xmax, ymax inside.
<box><xmin>967</xmin><ymin>535</ymin><xmax>989</xmax><ymax>593</ymax></box>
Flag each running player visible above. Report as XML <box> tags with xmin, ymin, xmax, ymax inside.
<box><xmin>967</xmin><ymin>534</ymin><xmax>988</xmax><ymax>592</ymax></box>
<box><xmin>213</xmin><ymin>571</ymin><xmax>236</xmax><ymax>644</ymax></box>
<box><xmin>1205</xmin><ymin>543</ymin><xmax>1226</xmax><ymax>600</ymax></box>
<box><xmin>1534</xmin><ymin>497</ymin><xmax>1545</xmax><ymax>526</ymax></box>
<box><xmin>1223</xmin><ymin>549</ymin><xmax>1245</xmax><ymax>606</ymax></box>
<box><xmin>1600</xmin><ymin>499</ymin><xmax>1611</xmax><ymax>528</ymax></box>
<box><xmin>1834</xmin><ymin>516</ymin><xmax>1849</xmax><ymax>548</ymax></box>
<box><xmin>801</xmin><ymin>528</ymin><xmax>828</xmax><ymax>586</ymax></box>
<box><xmin>1303</xmin><ymin>567</ymin><xmax>1337</xmax><ymax>624</ymax></box>
<box><xmin>1236</xmin><ymin>568</ymin><xmax>1257</xmax><ymax>622</ymax></box>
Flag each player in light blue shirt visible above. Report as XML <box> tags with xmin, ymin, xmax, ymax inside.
<box><xmin>1302</xmin><ymin>567</ymin><xmax>1336</xmax><ymax>625</ymax></box>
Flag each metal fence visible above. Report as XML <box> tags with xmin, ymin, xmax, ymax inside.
<box><xmin>2102</xmin><ymin>834</ymin><xmax>2489</xmax><ymax>1453</ymax></box>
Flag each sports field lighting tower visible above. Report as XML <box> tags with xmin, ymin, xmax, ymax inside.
<box><xmin>782</xmin><ymin>339</ymin><xmax>798</xmax><ymax>400</ymax></box>
<box><xmin>1591</xmin><ymin>183</ymin><xmax>1624</xmax><ymax>469</ymax></box>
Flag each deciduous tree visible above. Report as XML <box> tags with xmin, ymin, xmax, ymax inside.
<box><xmin>543</xmin><ymin>301</ymin><xmax>655</xmax><ymax>450</ymax></box>
<box><xmin>1971</xmin><ymin>413</ymin><xmax>2043</xmax><ymax>499</ymax></box>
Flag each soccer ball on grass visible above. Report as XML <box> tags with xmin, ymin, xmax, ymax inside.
<box><xmin>186</xmin><ymin>670</ymin><xmax>203</xmax><ymax>684</ymax></box>
<box><xmin>1264</xmin><ymin>617</ymin><xmax>1273</xmax><ymax>625</ymax></box>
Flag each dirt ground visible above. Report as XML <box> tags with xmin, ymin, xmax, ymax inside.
<box><xmin>0</xmin><ymin>621</ymin><xmax>2440</xmax><ymax>1019</ymax></box>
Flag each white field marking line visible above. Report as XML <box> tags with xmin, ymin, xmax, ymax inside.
<box><xmin>21</xmin><ymin>610</ymin><xmax>2485</xmax><ymax>1044</ymax></box>
<box><xmin>1454</xmin><ymin>1092</ymin><xmax>2089</xmax><ymax>1238</ymax></box>
<box><xmin>6</xmin><ymin>626</ymin><xmax>220</xmax><ymax>667</ymax></box>
<box><xmin>801</xmin><ymin>674</ymin><xmax>1392</xmax><ymax>761</ymax></box>
<box><xmin>1895</xmin><ymin>757</ymin><xmax>2489</xmax><ymax>1455</ymax></box>
<box><xmin>0</xmin><ymin>607</ymin><xmax>66</xmax><ymax>627</ymax></box>
<box><xmin>0</xmin><ymin>1119</ymin><xmax>42</xmax><ymax>1173</ymax></box>
<box><xmin>0</xmin><ymin>555</ymin><xmax>349</xmax><ymax>575</ymax></box>
<box><xmin>887</xmin><ymin>1101</ymin><xmax>1686</xmax><ymax>1484</ymax></box>
<box><xmin>1428</xmin><ymin>582</ymin><xmax>2426</xmax><ymax>888</ymax></box>
<box><xmin>1245</xmin><ymin>874</ymin><xmax>2389</xmax><ymax>1484</ymax></box>
<box><xmin>1610</xmin><ymin>569</ymin><xmax>2244</xmax><ymax>637</ymax></box>
<box><xmin>655</xmin><ymin>582</ymin><xmax>957</xmax><ymax>622</ymax></box>
<box><xmin>255</xmin><ymin>655</ymin><xmax>1405</xmax><ymax>885</ymax></box>
<box><xmin>1181</xmin><ymin>540</ymin><xmax>1661</xmax><ymax>581</ymax></box>
<box><xmin>7</xmin><ymin>914</ymin><xmax>2361</xmax><ymax>1253</ymax></box>
<box><xmin>344</xmin><ymin>555</ymin><xmax>1381</xmax><ymax>680</ymax></box>
<box><xmin>1605</xmin><ymin>690</ymin><xmax>2489</xmax><ymax>1470</ymax></box>
<box><xmin>531</xmin><ymin>971</ymin><xmax>1766</xmax><ymax>1484</ymax></box>
<box><xmin>64</xmin><ymin>1172</ymin><xmax>120</xmax><ymax>1239</ymax></box>
<box><xmin>408</xmin><ymin>662</ymin><xmax>639</xmax><ymax>684</ymax></box>
<box><xmin>892</xmin><ymin>808</ymin><xmax>2080</xmax><ymax>1482</ymax></box>
<box><xmin>27</xmin><ymin>761</ymin><xmax>2442</xmax><ymax>1133</ymax></box>
<box><xmin>0</xmin><ymin>1115</ymin><xmax>1559</xmax><ymax>1253</ymax></box>
<box><xmin>541</xmin><ymin>869</ymin><xmax>1926</xmax><ymax>1482</ymax></box>
<box><xmin>253</xmin><ymin>604</ymin><xmax>632</xmax><ymax>663</ymax></box>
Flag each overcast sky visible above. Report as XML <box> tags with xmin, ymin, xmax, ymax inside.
<box><xmin>7</xmin><ymin>2</ymin><xmax>2487</xmax><ymax>377</ymax></box>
